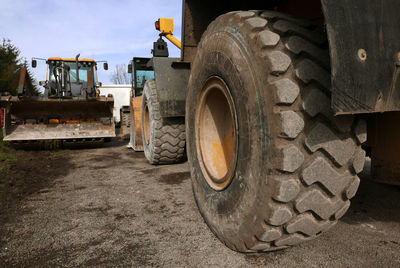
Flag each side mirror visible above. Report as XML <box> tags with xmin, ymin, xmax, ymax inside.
<box><xmin>103</xmin><ymin>62</ymin><xmax>108</xmax><ymax>70</ymax></box>
<box><xmin>32</xmin><ymin>59</ymin><xmax>37</xmax><ymax>68</ymax></box>
<box><xmin>128</xmin><ymin>64</ymin><xmax>132</xmax><ymax>74</ymax></box>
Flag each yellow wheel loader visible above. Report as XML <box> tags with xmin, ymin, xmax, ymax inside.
<box><xmin>0</xmin><ymin>55</ymin><xmax>115</xmax><ymax>148</ymax></box>
<box><xmin>126</xmin><ymin>57</ymin><xmax>156</xmax><ymax>152</ymax></box>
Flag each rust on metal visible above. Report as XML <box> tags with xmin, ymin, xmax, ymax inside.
<box><xmin>195</xmin><ymin>77</ymin><xmax>238</xmax><ymax>191</ymax></box>
<box><xmin>357</xmin><ymin>49</ymin><xmax>367</xmax><ymax>61</ymax></box>
<box><xmin>18</xmin><ymin>67</ymin><xmax>26</xmax><ymax>89</ymax></box>
<box><xmin>129</xmin><ymin>96</ymin><xmax>144</xmax><ymax>151</ymax></box>
<box><xmin>15</xmin><ymin>67</ymin><xmax>35</xmax><ymax>96</ymax></box>
<box><xmin>87</xmin><ymin>69</ymin><xmax>92</xmax><ymax>88</ymax></box>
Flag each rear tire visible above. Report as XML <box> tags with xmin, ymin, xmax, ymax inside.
<box><xmin>142</xmin><ymin>79</ymin><xmax>186</xmax><ymax>165</ymax></box>
<box><xmin>186</xmin><ymin>11</ymin><xmax>366</xmax><ymax>252</ymax></box>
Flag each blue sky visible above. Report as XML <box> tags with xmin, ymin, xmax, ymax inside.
<box><xmin>0</xmin><ymin>0</ymin><xmax>182</xmax><ymax>86</ymax></box>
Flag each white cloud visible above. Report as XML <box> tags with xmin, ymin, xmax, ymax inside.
<box><xmin>0</xmin><ymin>0</ymin><xmax>182</xmax><ymax>84</ymax></box>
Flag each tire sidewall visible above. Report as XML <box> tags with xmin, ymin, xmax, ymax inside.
<box><xmin>142</xmin><ymin>80</ymin><xmax>157</xmax><ymax>163</ymax></box>
<box><xmin>186</xmin><ymin>19</ymin><xmax>274</xmax><ymax>243</ymax></box>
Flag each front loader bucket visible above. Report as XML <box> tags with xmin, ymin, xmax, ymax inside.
<box><xmin>1</xmin><ymin>96</ymin><xmax>115</xmax><ymax>143</ymax></box>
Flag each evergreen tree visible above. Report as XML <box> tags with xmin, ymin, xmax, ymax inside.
<box><xmin>0</xmin><ymin>39</ymin><xmax>39</xmax><ymax>96</ymax></box>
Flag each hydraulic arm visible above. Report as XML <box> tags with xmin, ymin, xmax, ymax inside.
<box><xmin>155</xmin><ymin>18</ymin><xmax>181</xmax><ymax>49</ymax></box>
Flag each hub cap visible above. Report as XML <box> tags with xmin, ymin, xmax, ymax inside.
<box><xmin>195</xmin><ymin>77</ymin><xmax>238</xmax><ymax>191</ymax></box>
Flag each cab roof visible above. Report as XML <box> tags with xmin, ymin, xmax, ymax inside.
<box><xmin>48</xmin><ymin>57</ymin><xmax>95</xmax><ymax>62</ymax></box>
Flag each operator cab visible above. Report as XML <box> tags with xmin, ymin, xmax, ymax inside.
<box><xmin>128</xmin><ymin>57</ymin><xmax>154</xmax><ymax>97</ymax></box>
<box><xmin>47</xmin><ymin>59</ymin><xmax>97</xmax><ymax>97</ymax></box>
<box><xmin>31</xmin><ymin>55</ymin><xmax>108</xmax><ymax>99</ymax></box>
<box><xmin>45</xmin><ymin>58</ymin><xmax>98</xmax><ymax>98</ymax></box>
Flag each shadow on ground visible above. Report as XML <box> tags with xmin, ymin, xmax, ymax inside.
<box><xmin>342</xmin><ymin>159</ymin><xmax>400</xmax><ymax>225</ymax></box>
<box><xmin>0</xmin><ymin>149</ymin><xmax>74</xmax><ymax>248</ymax></box>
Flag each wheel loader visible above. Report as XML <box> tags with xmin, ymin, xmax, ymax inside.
<box><xmin>131</xmin><ymin>0</ymin><xmax>400</xmax><ymax>252</ymax></box>
<box><xmin>126</xmin><ymin>57</ymin><xmax>155</xmax><ymax>151</ymax></box>
<box><xmin>127</xmin><ymin>20</ymin><xmax>188</xmax><ymax>161</ymax></box>
<box><xmin>0</xmin><ymin>55</ymin><xmax>115</xmax><ymax>148</ymax></box>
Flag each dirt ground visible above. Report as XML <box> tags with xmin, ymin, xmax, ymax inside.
<box><xmin>0</xmin><ymin>140</ymin><xmax>399</xmax><ymax>267</ymax></box>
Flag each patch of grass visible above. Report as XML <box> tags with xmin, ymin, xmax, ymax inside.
<box><xmin>1</xmin><ymin>162</ymin><xmax>7</xmax><ymax>172</ymax></box>
<box><xmin>0</xmin><ymin>129</ymin><xmax>16</xmax><ymax>172</ymax></box>
<box><xmin>50</xmin><ymin>149</ymin><xmax>70</xmax><ymax>157</ymax></box>
<box><xmin>0</xmin><ymin>129</ymin><xmax>11</xmax><ymax>148</ymax></box>
<box><xmin>0</xmin><ymin>153</ymin><xmax>16</xmax><ymax>162</ymax></box>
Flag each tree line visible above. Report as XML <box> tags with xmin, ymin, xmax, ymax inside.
<box><xmin>0</xmin><ymin>39</ymin><xmax>39</xmax><ymax>96</ymax></box>
<box><xmin>110</xmin><ymin>64</ymin><xmax>130</xmax><ymax>85</ymax></box>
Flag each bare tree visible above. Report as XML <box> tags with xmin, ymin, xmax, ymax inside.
<box><xmin>110</xmin><ymin>64</ymin><xmax>130</xmax><ymax>84</ymax></box>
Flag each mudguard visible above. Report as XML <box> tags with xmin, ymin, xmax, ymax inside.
<box><xmin>322</xmin><ymin>0</ymin><xmax>400</xmax><ymax>114</ymax></box>
<box><xmin>150</xmin><ymin>57</ymin><xmax>190</xmax><ymax>118</ymax></box>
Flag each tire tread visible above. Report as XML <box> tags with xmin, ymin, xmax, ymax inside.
<box><xmin>142</xmin><ymin>79</ymin><xmax>186</xmax><ymax>165</ymax></box>
<box><xmin>190</xmin><ymin>10</ymin><xmax>367</xmax><ymax>252</ymax></box>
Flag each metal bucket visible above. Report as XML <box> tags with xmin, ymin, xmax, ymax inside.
<box><xmin>1</xmin><ymin>96</ymin><xmax>115</xmax><ymax>142</ymax></box>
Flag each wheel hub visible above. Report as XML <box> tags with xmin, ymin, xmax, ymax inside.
<box><xmin>195</xmin><ymin>77</ymin><xmax>238</xmax><ymax>191</ymax></box>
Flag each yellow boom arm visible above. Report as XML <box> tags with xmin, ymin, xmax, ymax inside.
<box><xmin>155</xmin><ymin>18</ymin><xmax>182</xmax><ymax>49</ymax></box>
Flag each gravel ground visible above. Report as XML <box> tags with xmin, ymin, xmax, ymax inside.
<box><xmin>0</xmin><ymin>141</ymin><xmax>399</xmax><ymax>267</ymax></box>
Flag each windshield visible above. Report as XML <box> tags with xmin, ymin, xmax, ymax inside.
<box><xmin>48</xmin><ymin>61</ymin><xmax>95</xmax><ymax>84</ymax></box>
<box><xmin>136</xmin><ymin>70</ymin><xmax>154</xmax><ymax>88</ymax></box>
<box><xmin>65</xmin><ymin>62</ymin><xmax>94</xmax><ymax>83</ymax></box>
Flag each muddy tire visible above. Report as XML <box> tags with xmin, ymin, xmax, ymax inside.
<box><xmin>142</xmin><ymin>79</ymin><xmax>186</xmax><ymax>165</ymax></box>
<box><xmin>186</xmin><ymin>11</ymin><xmax>367</xmax><ymax>252</ymax></box>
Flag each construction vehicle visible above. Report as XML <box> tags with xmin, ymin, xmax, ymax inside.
<box><xmin>131</xmin><ymin>1</ymin><xmax>400</xmax><ymax>253</ymax></box>
<box><xmin>126</xmin><ymin>57</ymin><xmax>154</xmax><ymax>151</ymax></box>
<box><xmin>125</xmin><ymin>57</ymin><xmax>153</xmax><ymax>150</ymax></box>
<box><xmin>0</xmin><ymin>55</ymin><xmax>114</xmax><ymax>148</ymax></box>
<box><xmin>126</xmin><ymin>20</ymin><xmax>188</xmax><ymax>161</ymax></box>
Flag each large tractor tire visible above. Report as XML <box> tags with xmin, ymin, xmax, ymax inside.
<box><xmin>186</xmin><ymin>11</ymin><xmax>367</xmax><ymax>252</ymax></box>
<box><xmin>142</xmin><ymin>79</ymin><xmax>186</xmax><ymax>164</ymax></box>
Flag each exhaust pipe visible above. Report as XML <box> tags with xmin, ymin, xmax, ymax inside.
<box><xmin>75</xmin><ymin>53</ymin><xmax>80</xmax><ymax>83</ymax></box>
